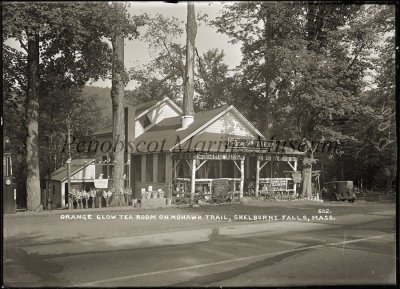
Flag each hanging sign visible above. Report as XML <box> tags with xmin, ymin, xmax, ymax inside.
<box><xmin>257</xmin><ymin>155</ymin><xmax>298</xmax><ymax>161</ymax></box>
<box><xmin>213</xmin><ymin>179</ymin><xmax>230</xmax><ymax>194</ymax></box>
<box><xmin>94</xmin><ymin>179</ymin><xmax>108</xmax><ymax>189</ymax></box>
<box><xmin>196</xmin><ymin>152</ymin><xmax>245</xmax><ymax>160</ymax></box>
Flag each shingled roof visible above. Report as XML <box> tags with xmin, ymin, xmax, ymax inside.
<box><xmin>93</xmin><ymin>98</ymin><xmax>181</xmax><ymax>136</ymax></box>
<box><xmin>131</xmin><ymin>105</ymin><xmax>265</xmax><ymax>153</ymax></box>
<box><xmin>45</xmin><ymin>159</ymin><xmax>95</xmax><ymax>182</ymax></box>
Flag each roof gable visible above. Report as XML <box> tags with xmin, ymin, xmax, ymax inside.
<box><xmin>46</xmin><ymin>159</ymin><xmax>95</xmax><ymax>182</ymax></box>
<box><xmin>169</xmin><ymin>105</ymin><xmax>263</xmax><ymax>151</ymax></box>
<box><xmin>201</xmin><ymin>110</ymin><xmax>255</xmax><ymax>137</ymax></box>
<box><xmin>93</xmin><ymin>97</ymin><xmax>182</xmax><ymax>136</ymax></box>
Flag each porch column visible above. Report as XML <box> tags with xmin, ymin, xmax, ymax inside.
<box><xmin>191</xmin><ymin>158</ymin><xmax>196</xmax><ymax>199</ymax></box>
<box><xmin>255</xmin><ymin>159</ymin><xmax>260</xmax><ymax>198</ymax></box>
<box><xmin>240</xmin><ymin>159</ymin><xmax>244</xmax><ymax>200</ymax></box>
<box><xmin>293</xmin><ymin>160</ymin><xmax>298</xmax><ymax>195</ymax></box>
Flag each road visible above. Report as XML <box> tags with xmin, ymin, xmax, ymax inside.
<box><xmin>3</xmin><ymin>201</ymin><xmax>397</xmax><ymax>287</ymax></box>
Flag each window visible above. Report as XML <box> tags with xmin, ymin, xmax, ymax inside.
<box><xmin>146</xmin><ymin>154</ymin><xmax>153</xmax><ymax>182</ymax></box>
<box><xmin>140</xmin><ymin>114</ymin><xmax>152</xmax><ymax>130</ymax></box>
<box><xmin>132</xmin><ymin>155</ymin><xmax>142</xmax><ymax>182</ymax></box>
<box><xmin>157</xmin><ymin>153</ymin><xmax>166</xmax><ymax>183</ymax></box>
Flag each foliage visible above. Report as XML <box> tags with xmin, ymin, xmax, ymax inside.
<box><xmin>213</xmin><ymin>3</ymin><xmax>395</xmax><ymax>189</ymax></box>
<box><xmin>195</xmin><ymin>48</ymin><xmax>233</xmax><ymax>110</ymax></box>
<box><xmin>2</xmin><ymin>2</ymin><xmax>144</xmax><ymax>208</ymax></box>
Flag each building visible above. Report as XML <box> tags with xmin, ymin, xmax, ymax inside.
<box><xmin>44</xmin><ymin>159</ymin><xmax>96</xmax><ymax>207</ymax></box>
<box><xmin>93</xmin><ymin>97</ymin><xmax>304</xmax><ymax>200</ymax></box>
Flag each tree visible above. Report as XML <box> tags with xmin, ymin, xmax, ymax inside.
<box><xmin>129</xmin><ymin>13</ymin><xmax>185</xmax><ymax>104</ymax></box>
<box><xmin>110</xmin><ymin>3</ymin><xmax>129</xmax><ymax>206</ymax></box>
<box><xmin>131</xmin><ymin>11</ymin><xmax>210</xmax><ymax>109</ymax></box>
<box><xmin>214</xmin><ymin>3</ymin><xmax>396</xmax><ymax>194</ymax></box>
<box><xmin>213</xmin><ymin>2</ymin><xmax>306</xmax><ymax>138</ymax></box>
<box><xmin>3</xmin><ymin>2</ymin><xmax>115</xmax><ymax>210</ymax></box>
<box><xmin>195</xmin><ymin>49</ymin><xmax>233</xmax><ymax>110</ymax></box>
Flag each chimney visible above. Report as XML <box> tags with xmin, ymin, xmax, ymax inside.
<box><xmin>181</xmin><ymin>2</ymin><xmax>197</xmax><ymax>129</ymax></box>
<box><xmin>181</xmin><ymin>115</ymin><xmax>194</xmax><ymax>129</ymax></box>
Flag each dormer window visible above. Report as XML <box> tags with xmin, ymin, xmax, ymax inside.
<box><xmin>140</xmin><ymin>114</ymin><xmax>152</xmax><ymax>130</ymax></box>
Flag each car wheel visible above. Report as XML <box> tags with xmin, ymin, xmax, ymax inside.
<box><xmin>348</xmin><ymin>198</ymin><xmax>355</xmax><ymax>203</ymax></box>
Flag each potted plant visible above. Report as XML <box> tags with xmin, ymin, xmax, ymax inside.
<box><xmin>103</xmin><ymin>190</ymin><xmax>112</xmax><ymax>207</ymax></box>
<box><xmin>124</xmin><ymin>188</ymin><xmax>133</xmax><ymax>205</ymax></box>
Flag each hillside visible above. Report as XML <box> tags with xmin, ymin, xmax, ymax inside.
<box><xmin>81</xmin><ymin>86</ymin><xmax>112</xmax><ymax>119</ymax></box>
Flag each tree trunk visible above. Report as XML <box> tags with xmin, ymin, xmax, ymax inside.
<box><xmin>26</xmin><ymin>32</ymin><xmax>41</xmax><ymax>211</ymax></box>
<box><xmin>183</xmin><ymin>2</ymin><xmax>197</xmax><ymax>117</ymax></box>
<box><xmin>301</xmin><ymin>167</ymin><xmax>312</xmax><ymax>199</ymax></box>
<box><xmin>110</xmin><ymin>2</ymin><xmax>126</xmax><ymax>207</ymax></box>
<box><xmin>301</xmin><ymin>140</ymin><xmax>315</xmax><ymax>199</ymax></box>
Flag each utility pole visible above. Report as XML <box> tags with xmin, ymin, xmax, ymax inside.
<box><xmin>66</xmin><ymin>116</ymin><xmax>72</xmax><ymax>210</ymax></box>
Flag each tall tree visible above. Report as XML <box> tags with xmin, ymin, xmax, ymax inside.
<box><xmin>25</xmin><ymin>29</ymin><xmax>41</xmax><ymax>210</ymax></box>
<box><xmin>3</xmin><ymin>2</ymin><xmax>114</xmax><ymax>210</ymax></box>
<box><xmin>110</xmin><ymin>3</ymin><xmax>127</xmax><ymax>205</ymax></box>
<box><xmin>195</xmin><ymin>48</ymin><xmax>233</xmax><ymax>110</ymax></box>
<box><xmin>130</xmin><ymin>14</ymin><xmax>185</xmax><ymax>104</ymax></box>
<box><xmin>214</xmin><ymin>3</ymin><xmax>395</xmax><ymax>195</ymax></box>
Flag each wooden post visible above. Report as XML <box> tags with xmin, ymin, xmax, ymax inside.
<box><xmin>67</xmin><ymin>160</ymin><xmax>72</xmax><ymax>210</ymax></box>
<box><xmin>240</xmin><ymin>159</ymin><xmax>244</xmax><ymax>200</ymax></box>
<box><xmin>255</xmin><ymin>158</ymin><xmax>260</xmax><ymax>198</ymax></box>
<box><xmin>128</xmin><ymin>158</ymin><xmax>131</xmax><ymax>189</ymax></box>
<box><xmin>153</xmin><ymin>153</ymin><xmax>158</xmax><ymax>184</ymax></box>
<box><xmin>293</xmin><ymin>160</ymin><xmax>298</xmax><ymax>195</ymax></box>
<box><xmin>141</xmin><ymin>155</ymin><xmax>146</xmax><ymax>183</ymax></box>
<box><xmin>165</xmin><ymin>153</ymin><xmax>173</xmax><ymax>184</ymax></box>
<box><xmin>191</xmin><ymin>158</ymin><xmax>196</xmax><ymax>199</ymax></box>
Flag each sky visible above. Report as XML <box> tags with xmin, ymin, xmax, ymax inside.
<box><xmin>91</xmin><ymin>1</ymin><xmax>242</xmax><ymax>90</ymax></box>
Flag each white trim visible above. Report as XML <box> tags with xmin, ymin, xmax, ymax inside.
<box><xmin>234</xmin><ymin>160</ymin><xmax>240</xmax><ymax>171</ymax></box>
<box><xmin>169</xmin><ymin>105</ymin><xmax>266</xmax><ymax>152</ymax></box>
<box><xmin>287</xmin><ymin>161</ymin><xmax>296</xmax><ymax>171</ymax></box>
<box><xmin>195</xmin><ymin>160</ymin><xmax>207</xmax><ymax>172</ymax></box>
<box><xmin>59</xmin><ymin>160</ymin><xmax>96</xmax><ymax>182</ymax></box>
<box><xmin>260</xmin><ymin>160</ymin><xmax>268</xmax><ymax>170</ymax></box>
<box><xmin>169</xmin><ymin>106</ymin><xmax>232</xmax><ymax>151</ymax></box>
<box><xmin>135</xmin><ymin>97</ymin><xmax>182</xmax><ymax>120</ymax></box>
<box><xmin>229</xmin><ymin>106</ymin><xmax>265</xmax><ymax>139</ymax></box>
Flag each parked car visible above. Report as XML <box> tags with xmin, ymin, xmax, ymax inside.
<box><xmin>321</xmin><ymin>181</ymin><xmax>356</xmax><ymax>203</ymax></box>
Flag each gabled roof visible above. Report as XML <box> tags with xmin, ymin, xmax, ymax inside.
<box><xmin>131</xmin><ymin>105</ymin><xmax>266</xmax><ymax>153</ymax></box>
<box><xmin>93</xmin><ymin>97</ymin><xmax>182</xmax><ymax>136</ymax></box>
<box><xmin>45</xmin><ymin>159</ymin><xmax>95</xmax><ymax>182</ymax></box>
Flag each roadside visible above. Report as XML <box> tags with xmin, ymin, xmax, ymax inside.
<box><xmin>3</xmin><ymin>199</ymin><xmax>396</xmax><ymax>287</ymax></box>
<box><xmin>4</xmin><ymin>198</ymin><xmax>395</xmax><ymax>243</ymax></box>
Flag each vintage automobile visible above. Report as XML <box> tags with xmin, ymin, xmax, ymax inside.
<box><xmin>322</xmin><ymin>181</ymin><xmax>356</xmax><ymax>203</ymax></box>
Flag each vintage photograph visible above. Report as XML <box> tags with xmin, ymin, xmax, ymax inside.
<box><xmin>2</xmin><ymin>1</ymin><xmax>397</xmax><ymax>287</ymax></box>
